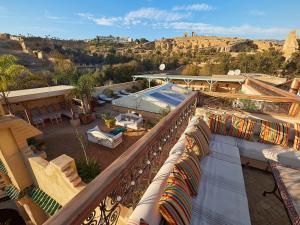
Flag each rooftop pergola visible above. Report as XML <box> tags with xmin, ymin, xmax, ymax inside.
<box><xmin>132</xmin><ymin>74</ymin><xmax>246</xmax><ymax>90</ymax></box>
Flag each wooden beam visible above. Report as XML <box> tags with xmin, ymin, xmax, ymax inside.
<box><xmin>200</xmin><ymin>91</ymin><xmax>299</xmax><ymax>103</ymax></box>
<box><xmin>247</xmin><ymin>77</ymin><xmax>300</xmax><ymax>101</ymax></box>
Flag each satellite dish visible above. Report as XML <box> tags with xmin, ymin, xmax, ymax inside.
<box><xmin>234</xmin><ymin>69</ymin><xmax>241</xmax><ymax>76</ymax></box>
<box><xmin>159</xmin><ymin>64</ymin><xmax>166</xmax><ymax>71</ymax></box>
<box><xmin>228</xmin><ymin>70</ymin><xmax>235</xmax><ymax>76</ymax></box>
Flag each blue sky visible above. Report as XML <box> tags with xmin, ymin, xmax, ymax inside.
<box><xmin>0</xmin><ymin>0</ymin><xmax>299</xmax><ymax>40</ymax></box>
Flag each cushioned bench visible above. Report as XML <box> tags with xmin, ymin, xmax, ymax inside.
<box><xmin>196</xmin><ymin>108</ymin><xmax>300</xmax><ymax>169</ymax></box>
<box><xmin>127</xmin><ymin>117</ymin><xmax>251</xmax><ymax>225</ymax></box>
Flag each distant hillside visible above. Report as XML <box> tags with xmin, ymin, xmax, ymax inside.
<box><xmin>154</xmin><ymin>35</ymin><xmax>283</xmax><ymax>54</ymax></box>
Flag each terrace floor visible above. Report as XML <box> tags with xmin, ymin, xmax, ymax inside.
<box><xmin>40</xmin><ymin>104</ymin><xmax>147</xmax><ymax>170</ymax></box>
<box><xmin>243</xmin><ymin>166</ymin><xmax>290</xmax><ymax>225</ymax></box>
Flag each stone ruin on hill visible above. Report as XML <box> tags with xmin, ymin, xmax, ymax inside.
<box><xmin>282</xmin><ymin>30</ymin><xmax>300</xmax><ymax>60</ymax></box>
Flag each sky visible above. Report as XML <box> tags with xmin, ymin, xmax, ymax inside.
<box><xmin>0</xmin><ymin>0</ymin><xmax>299</xmax><ymax>41</ymax></box>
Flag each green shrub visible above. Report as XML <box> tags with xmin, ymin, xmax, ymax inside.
<box><xmin>102</xmin><ymin>88</ymin><xmax>113</xmax><ymax>97</ymax></box>
<box><xmin>144</xmin><ymin>120</ymin><xmax>158</xmax><ymax>129</ymax></box>
<box><xmin>104</xmin><ymin>118</ymin><xmax>116</xmax><ymax>128</ymax></box>
<box><xmin>101</xmin><ymin>112</ymin><xmax>116</xmax><ymax>128</ymax></box>
<box><xmin>75</xmin><ymin>158</ymin><xmax>101</xmax><ymax>183</ymax></box>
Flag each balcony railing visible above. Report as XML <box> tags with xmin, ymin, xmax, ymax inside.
<box><xmin>45</xmin><ymin>92</ymin><xmax>199</xmax><ymax>225</ymax></box>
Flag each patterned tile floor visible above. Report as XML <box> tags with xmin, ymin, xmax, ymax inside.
<box><xmin>243</xmin><ymin>166</ymin><xmax>290</xmax><ymax>225</ymax></box>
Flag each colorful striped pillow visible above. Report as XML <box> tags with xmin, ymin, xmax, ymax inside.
<box><xmin>159</xmin><ymin>171</ymin><xmax>192</xmax><ymax>225</ymax></box>
<box><xmin>185</xmin><ymin>129</ymin><xmax>210</xmax><ymax>159</ymax></box>
<box><xmin>294</xmin><ymin>123</ymin><xmax>300</xmax><ymax>151</ymax></box>
<box><xmin>229</xmin><ymin>115</ymin><xmax>256</xmax><ymax>140</ymax></box>
<box><xmin>259</xmin><ymin>121</ymin><xmax>290</xmax><ymax>147</ymax></box>
<box><xmin>208</xmin><ymin>113</ymin><xmax>230</xmax><ymax>135</ymax></box>
<box><xmin>195</xmin><ymin>119</ymin><xmax>212</xmax><ymax>145</ymax></box>
<box><xmin>175</xmin><ymin>152</ymin><xmax>201</xmax><ymax>197</ymax></box>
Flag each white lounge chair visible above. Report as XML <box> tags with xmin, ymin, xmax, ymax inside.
<box><xmin>113</xmin><ymin>90</ymin><xmax>127</xmax><ymax>98</ymax></box>
<box><xmin>115</xmin><ymin>113</ymin><xmax>143</xmax><ymax>130</ymax></box>
<box><xmin>98</xmin><ymin>94</ymin><xmax>114</xmax><ymax>102</ymax></box>
<box><xmin>87</xmin><ymin>126</ymin><xmax>123</xmax><ymax>148</ymax></box>
<box><xmin>120</xmin><ymin>90</ymin><xmax>130</xmax><ymax>95</ymax></box>
<box><xmin>97</xmin><ymin>100</ymin><xmax>106</xmax><ymax>105</ymax></box>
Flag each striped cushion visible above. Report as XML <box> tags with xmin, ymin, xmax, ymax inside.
<box><xmin>175</xmin><ymin>152</ymin><xmax>201</xmax><ymax>196</ymax></box>
<box><xmin>208</xmin><ymin>113</ymin><xmax>229</xmax><ymax>135</ymax></box>
<box><xmin>185</xmin><ymin>129</ymin><xmax>210</xmax><ymax>159</ymax></box>
<box><xmin>259</xmin><ymin>121</ymin><xmax>290</xmax><ymax>147</ymax></box>
<box><xmin>229</xmin><ymin>115</ymin><xmax>256</xmax><ymax>140</ymax></box>
<box><xmin>195</xmin><ymin>119</ymin><xmax>212</xmax><ymax>145</ymax></box>
<box><xmin>294</xmin><ymin>123</ymin><xmax>300</xmax><ymax>151</ymax></box>
<box><xmin>159</xmin><ymin>171</ymin><xmax>192</xmax><ymax>225</ymax></box>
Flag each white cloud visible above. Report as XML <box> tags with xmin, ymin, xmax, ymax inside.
<box><xmin>125</xmin><ymin>7</ymin><xmax>188</xmax><ymax>23</ymax></box>
<box><xmin>249</xmin><ymin>10</ymin><xmax>266</xmax><ymax>16</ymax></box>
<box><xmin>78</xmin><ymin>7</ymin><xmax>188</xmax><ymax>27</ymax></box>
<box><xmin>77</xmin><ymin>13</ymin><xmax>122</xmax><ymax>26</ymax></box>
<box><xmin>172</xmin><ymin>4</ymin><xmax>213</xmax><ymax>12</ymax></box>
<box><xmin>45</xmin><ymin>11</ymin><xmax>65</xmax><ymax>20</ymax></box>
<box><xmin>158</xmin><ymin>22</ymin><xmax>289</xmax><ymax>36</ymax></box>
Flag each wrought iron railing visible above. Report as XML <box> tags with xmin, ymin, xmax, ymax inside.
<box><xmin>45</xmin><ymin>92</ymin><xmax>198</xmax><ymax>225</ymax></box>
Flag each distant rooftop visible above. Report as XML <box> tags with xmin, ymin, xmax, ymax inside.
<box><xmin>0</xmin><ymin>85</ymin><xmax>74</xmax><ymax>103</ymax></box>
<box><xmin>132</xmin><ymin>74</ymin><xmax>246</xmax><ymax>83</ymax></box>
<box><xmin>112</xmin><ymin>83</ymin><xmax>192</xmax><ymax>114</ymax></box>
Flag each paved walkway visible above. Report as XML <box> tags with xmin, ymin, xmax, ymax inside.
<box><xmin>243</xmin><ymin>166</ymin><xmax>290</xmax><ymax>225</ymax></box>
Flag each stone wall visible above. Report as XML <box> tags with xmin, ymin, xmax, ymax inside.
<box><xmin>93</xmin><ymin>81</ymin><xmax>142</xmax><ymax>97</ymax></box>
<box><xmin>29</xmin><ymin>154</ymin><xmax>85</xmax><ymax>206</ymax></box>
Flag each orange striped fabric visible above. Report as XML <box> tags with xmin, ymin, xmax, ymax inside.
<box><xmin>185</xmin><ymin>129</ymin><xmax>210</xmax><ymax>159</ymax></box>
<box><xmin>175</xmin><ymin>151</ymin><xmax>201</xmax><ymax>197</ymax></box>
<box><xmin>294</xmin><ymin>123</ymin><xmax>300</xmax><ymax>151</ymax></box>
<box><xmin>195</xmin><ymin>119</ymin><xmax>212</xmax><ymax>145</ymax></box>
<box><xmin>229</xmin><ymin>115</ymin><xmax>256</xmax><ymax>140</ymax></box>
<box><xmin>159</xmin><ymin>171</ymin><xmax>192</xmax><ymax>225</ymax></box>
<box><xmin>208</xmin><ymin>113</ymin><xmax>230</xmax><ymax>135</ymax></box>
<box><xmin>259</xmin><ymin>121</ymin><xmax>290</xmax><ymax>147</ymax></box>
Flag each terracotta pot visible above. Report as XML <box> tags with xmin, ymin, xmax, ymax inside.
<box><xmin>79</xmin><ymin>113</ymin><xmax>96</xmax><ymax>125</ymax></box>
<box><xmin>70</xmin><ymin>118</ymin><xmax>81</xmax><ymax>127</ymax></box>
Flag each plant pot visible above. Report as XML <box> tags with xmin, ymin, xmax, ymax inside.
<box><xmin>70</xmin><ymin>118</ymin><xmax>81</xmax><ymax>127</ymax></box>
<box><xmin>80</xmin><ymin>113</ymin><xmax>96</xmax><ymax>125</ymax></box>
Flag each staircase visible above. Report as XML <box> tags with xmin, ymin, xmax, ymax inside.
<box><xmin>51</xmin><ymin>155</ymin><xmax>85</xmax><ymax>190</ymax></box>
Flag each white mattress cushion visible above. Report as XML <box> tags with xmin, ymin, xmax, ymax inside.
<box><xmin>209</xmin><ymin>142</ymin><xmax>241</xmax><ymax>165</ymax></box>
<box><xmin>191</xmin><ymin>156</ymin><xmax>251</xmax><ymax>225</ymax></box>
<box><xmin>210</xmin><ymin>142</ymin><xmax>240</xmax><ymax>158</ymax></box>
<box><xmin>212</xmin><ymin>134</ymin><xmax>238</xmax><ymax>146</ymax></box>
<box><xmin>127</xmin><ymin>153</ymin><xmax>180</xmax><ymax>225</ymax></box>
<box><xmin>263</xmin><ymin>148</ymin><xmax>300</xmax><ymax>168</ymax></box>
<box><xmin>237</xmin><ymin>139</ymin><xmax>274</xmax><ymax>161</ymax></box>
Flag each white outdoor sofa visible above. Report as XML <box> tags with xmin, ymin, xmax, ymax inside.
<box><xmin>115</xmin><ymin>113</ymin><xmax>143</xmax><ymax>130</ymax></box>
<box><xmin>87</xmin><ymin>126</ymin><xmax>123</xmax><ymax>149</ymax></box>
<box><xmin>127</xmin><ymin>116</ymin><xmax>251</xmax><ymax>225</ymax></box>
<box><xmin>196</xmin><ymin>108</ymin><xmax>300</xmax><ymax>169</ymax></box>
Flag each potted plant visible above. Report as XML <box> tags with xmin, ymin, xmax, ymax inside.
<box><xmin>101</xmin><ymin>112</ymin><xmax>116</xmax><ymax>128</ymax></box>
<box><xmin>73</xmin><ymin>74</ymin><xmax>96</xmax><ymax>125</ymax></box>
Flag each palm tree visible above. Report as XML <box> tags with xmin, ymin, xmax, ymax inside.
<box><xmin>0</xmin><ymin>55</ymin><xmax>30</xmax><ymax>114</ymax></box>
